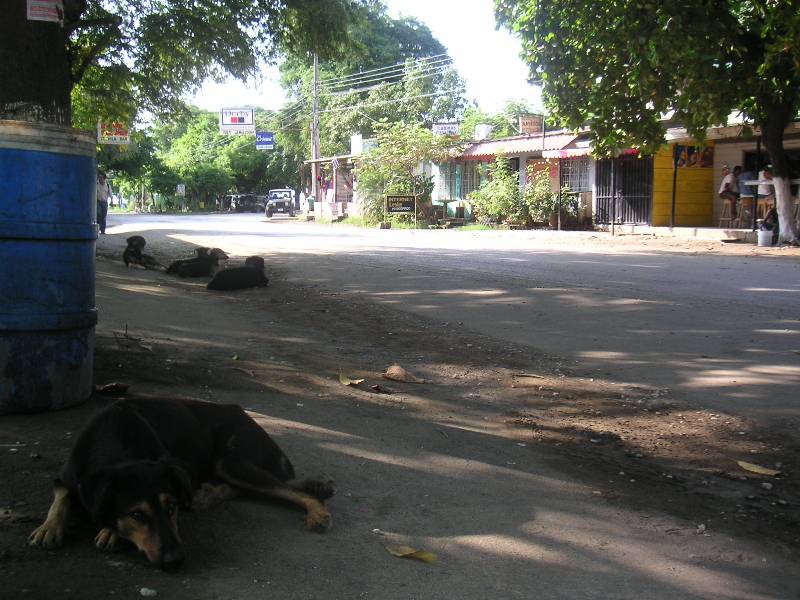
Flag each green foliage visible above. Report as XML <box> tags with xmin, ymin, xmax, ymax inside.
<box><xmin>356</xmin><ymin>122</ymin><xmax>457</xmax><ymax>224</ymax></box>
<box><xmin>521</xmin><ymin>167</ymin><xmax>558</xmax><ymax>221</ymax></box>
<box><xmin>52</xmin><ymin>0</ymin><xmax>355</xmax><ymax>127</ymax></box>
<box><xmin>468</xmin><ymin>156</ymin><xmax>523</xmax><ymax>223</ymax></box>
<box><xmin>277</xmin><ymin>1</ymin><xmax>467</xmax><ymax>162</ymax></box>
<box><xmin>495</xmin><ymin>0</ymin><xmax>800</xmax><ymax>156</ymax></box>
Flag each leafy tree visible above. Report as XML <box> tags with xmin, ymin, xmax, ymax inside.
<box><xmin>1</xmin><ymin>0</ymin><xmax>355</xmax><ymax>127</ymax></box>
<box><xmin>468</xmin><ymin>155</ymin><xmax>523</xmax><ymax>223</ymax></box>
<box><xmin>356</xmin><ymin>122</ymin><xmax>457</xmax><ymax>224</ymax></box>
<box><xmin>459</xmin><ymin>100</ymin><xmax>542</xmax><ymax>140</ymax></box>
<box><xmin>496</xmin><ymin>0</ymin><xmax>800</xmax><ymax>243</ymax></box>
<box><xmin>277</xmin><ymin>1</ymin><xmax>466</xmax><ymax>162</ymax></box>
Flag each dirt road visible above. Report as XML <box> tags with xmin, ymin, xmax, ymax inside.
<box><xmin>1</xmin><ymin>216</ymin><xmax>798</xmax><ymax>599</ymax></box>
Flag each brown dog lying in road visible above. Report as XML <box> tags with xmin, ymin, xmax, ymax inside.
<box><xmin>29</xmin><ymin>397</ymin><xmax>334</xmax><ymax>570</ymax></box>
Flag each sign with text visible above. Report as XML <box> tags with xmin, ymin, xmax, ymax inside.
<box><xmin>97</xmin><ymin>121</ymin><xmax>130</xmax><ymax>145</ymax></box>
<box><xmin>176</xmin><ymin>184</ymin><xmax>186</xmax><ymax>196</ymax></box>
<box><xmin>256</xmin><ymin>131</ymin><xmax>274</xmax><ymax>150</ymax></box>
<box><xmin>27</xmin><ymin>0</ymin><xmax>63</xmax><ymax>23</ymax></box>
<box><xmin>219</xmin><ymin>108</ymin><xmax>255</xmax><ymax>134</ymax></box>
<box><xmin>518</xmin><ymin>114</ymin><xmax>544</xmax><ymax>135</ymax></box>
<box><xmin>386</xmin><ymin>195</ymin><xmax>415</xmax><ymax>214</ymax></box>
<box><xmin>433</xmin><ymin>122</ymin><xmax>459</xmax><ymax>136</ymax></box>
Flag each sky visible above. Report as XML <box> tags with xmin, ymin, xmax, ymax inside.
<box><xmin>189</xmin><ymin>0</ymin><xmax>542</xmax><ymax>115</ymax></box>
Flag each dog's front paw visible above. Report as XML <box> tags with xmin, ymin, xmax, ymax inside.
<box><xmin>94</xmin><ymin>528</ymin><xmax>119</xmax><ymax>551</ymax></box>
<box><xmin>306</xmin><ymin>509</ymin><xmax>332</xmax><ymax>532</ymax></box>
<box><xmin>29</xmin><ymin>521</ymin><xmax>65</xmax><ymax>548</ymax></box>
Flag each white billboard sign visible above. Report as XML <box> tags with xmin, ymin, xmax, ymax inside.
<box><xmin>433</xmin><ymin>122</ymin><xmax>459</xmax><ymax>136</ymax></box>
<box><xmin>219</xmin><ymin>108</ymin><xmax>255</xmax><ymax>134</ymax></box>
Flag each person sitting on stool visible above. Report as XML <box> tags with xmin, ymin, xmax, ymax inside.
<box><xmin>757</xmin><ymin>165</ymin><xmax>775</xmax><ymax>217</ymax></box>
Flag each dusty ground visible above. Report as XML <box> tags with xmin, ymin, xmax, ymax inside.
<box><xmin>1</xmin><ymin>229</ymin><xmax>798</xmax><ymax>599</ymax></box>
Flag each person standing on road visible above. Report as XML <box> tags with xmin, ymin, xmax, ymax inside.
<box><xmin>718</xmin><ymin>165</ymin><xmax>741</xmax><ymax>218</ymax></box>
<box><xmin>96</xmin><ymin>171</ymin><xmax>111</xmax><ymax>234</ymax></box>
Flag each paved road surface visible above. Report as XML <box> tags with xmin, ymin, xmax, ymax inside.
<box><xmin>103</xmin><ymin>213</ymin><xmax>800</xmax><ymax>423</ymax></box>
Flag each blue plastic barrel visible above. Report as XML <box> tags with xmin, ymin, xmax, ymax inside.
<box><xmin>0</xmin><ymin>121</ymin><xmax>97</xmax><ymax>414</ymax></box>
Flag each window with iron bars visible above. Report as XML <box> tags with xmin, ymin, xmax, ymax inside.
<box><xmin>437</xmin><ymin>163</ymin><xmax>457</xmax><ymax>200</ymax></box>
<box><xmin>559</xmin><ymin>157</ymin><xmax>591</xmax><ymax>192</ymax></box>
<box><xmin>461</xmin><ymin>162</ymin><xmax>484</xmax><ymax>198</ymax></box>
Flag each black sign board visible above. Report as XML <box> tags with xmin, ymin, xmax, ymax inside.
<box><xmin>386</xmin><ymin>195</ymin><xmax>415</xmax><ymax>214</ymax></box>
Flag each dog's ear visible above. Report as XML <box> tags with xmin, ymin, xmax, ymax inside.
<box><xmin>79</xmin><ymin>469</ymin><xmax>117</xmax><ymax>525</ymax></box>
<box><xmin>162</xmin><ymin>459</ymin><xmax>194</xmax><ymax>509</ymax></box>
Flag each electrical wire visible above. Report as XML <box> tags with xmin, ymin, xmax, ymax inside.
<box><xmin>317</xmin><ymin>86</ymin><xmax>466</xmax><ymax>115</ymax></box>
<box><xmin>320</xmin><ymin>64</ymin><xmax>457</xmax><ymax>97</ymax></box>
<box><xmin>320</xmin><ymin>57</ymin><xmax>453</xmax><ymax>93</ymax></box>
<box><xmin>318</xmin><ymin>53</ymin><xmax>449</xmax><ymax>86</ymax></box>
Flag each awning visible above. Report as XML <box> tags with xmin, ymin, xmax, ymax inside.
<box><xmin>542</xmin><ymin>147</ymin><xmax>640</xmax><ymax>159</ymax></box>
<box><xmin>460</xmin><ymin>133</ymin><xmax>578</xmax><ymax>160</ymax></box>
<box><xmin>542</xmin><ymin>148</ymin><xmax>590</xmax><ymax>159</ymax></box>
<box><xmin>303</xmin><ymin>154</ymin><xmax>354</xmax><ymax>165</ymax></box>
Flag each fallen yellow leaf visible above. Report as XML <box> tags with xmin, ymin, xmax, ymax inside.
<box><xmin>736</xmin><ymin>461</ymin><xmax>780</xmax><ymax>476</ymax></box>
<box><xmin>338</xmin><ymin>370</ymin><xmax>364</xmax><ymax>386</ymax></box>
<box><xmin>385</xmin><ymin>545</ymin><xmax>437</xmax><ymax>564</ymax></box>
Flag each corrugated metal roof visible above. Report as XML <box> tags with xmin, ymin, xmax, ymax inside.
<box><xmin>459</xmin><ymin>133</ymin><xmax>578</xmax><ymax>160</ymax></box>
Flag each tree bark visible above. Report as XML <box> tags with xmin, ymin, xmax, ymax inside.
<box><xmin>759</xmin><ymin>108</ymin><xmax>798</xmax><ymax>244</ymax></box>
<box><xmin>0</xmin><ymin>1</ymin><xmax>73</xmax><ymax>124</ymax></box>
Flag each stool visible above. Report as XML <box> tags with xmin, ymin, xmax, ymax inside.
<box><xmin>757</xmin><ymin>196</ymin><xmax>774</xmax><ymax>219</ymax></box>
<box><xmin>736</xmin><ymin>196</ymin><xmax>754</xmax><ymax>228</ymax></box>
<box><xmin>718</xmin><ymin>199</ymin><xmax>734</xmax><ymax>228</ymax></box>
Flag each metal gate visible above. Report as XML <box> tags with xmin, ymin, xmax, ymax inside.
<box><xmin>594</xmin><ymin>155</ymin><xmax>653</xmax><ymax>224</ymax></box>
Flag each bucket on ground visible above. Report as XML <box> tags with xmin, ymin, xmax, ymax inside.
<box><xmin>757</xmin><ymin>229</ymin><xmax>774</xmax><ymax>247</ymax></box>
<box><xmin>0</xmin><ymin>121</ymin><xmax>97</xmax><ymax>414</ymax></box>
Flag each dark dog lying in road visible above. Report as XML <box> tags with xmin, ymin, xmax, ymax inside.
<box><xmin>122</xmin><ymin>235</ymin><xmax>164</xmax><ymax>270</ymax></box>
<box><xmin>123</xmin><ymin>246</ymin><xmax>164</xmax><ymax>270</ymax></box>
<box><xmin>29</xmin><ymin>397</ymin><xmax>334</xmax><ymax>570</ymax></box>
<box><xmin>168</xmin><ymin>248</ymin><xmax>229</xmax><ymax>277</ymax></box>
<box><xmin>166</xmin><ymin>247</ymin><xmax>210</xmax><ymax>274</ymax></box>
<box><xmin>207</xmin><ymin>256</ymin><xmax>268</xmax><ymax>291</ymax></box>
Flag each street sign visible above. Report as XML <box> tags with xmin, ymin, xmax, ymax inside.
<box><xmin>256</xmin><ymin>131</ymin><xmax>274</xmax><ymax>150</ymax></box>
<box><xmin>97</xmin><ymin>121</ymin><xmax>130</xmax><ymax>145</ymax></box>
<box><xmin>386</xmin><ymin>195</ymin><xmax>415</xmax><ymax>214</ymax></box>
<box><xmin>27</xmin><ymin>0</ymin><xmax>63</xmax><ymax>23</ymax></box>
<box><xmin>176</xmin><ymin>184</ymin><xmax>185</xmax><ymax>196</ymax></box>
<box><xmin>433</xmin><ymin>122</ymin><xmax>459</xmax><ymax>136</ymax></box>
<box><xmin>519</xmin><ymin>114</ymin><xmax>544</xmax><ymax>135</ymax></box>
<box><xmin>219</xmin><ymin>108</ymin><xmax>255</xmax><ymax>134</ymax></box>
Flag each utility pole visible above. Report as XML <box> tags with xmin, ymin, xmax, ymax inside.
<box><xmin>311</xmin><ymin>52</ymin><xmax>321</xmax><ymax>208</ymax></box>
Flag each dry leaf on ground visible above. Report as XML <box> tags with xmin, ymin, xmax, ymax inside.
<box><xmin>736</xmin><ymin>460</ymin><xmax>781</xmax><ymax>476</ymax></box>
<box><xmin>339</xmin><ymin>370</ymin><xmax>364</xmax><ymax>386</ymax></box>
<box><xmin>385</xmin><ymin>545</ymin><xmax>437</xmax><ymax>563</ymax></box>
<box><xmin>383</xmin><ymin>364</ymin><xmax>424</xmax><ymax>383</ymax></box>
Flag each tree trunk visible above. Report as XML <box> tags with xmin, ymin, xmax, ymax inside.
<box><xmin>0</xmin><ymin>1</ymin><xmax>73</xmax><ymax>125</ymax></box>
<box><xmin>760</xmin><ymin>111</ymin><xmax>798</xmax><ymax>244</ymax></box>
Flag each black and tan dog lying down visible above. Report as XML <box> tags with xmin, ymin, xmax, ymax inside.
<box><xmin>166</xmin><ymin>247</ymin><xmax>229</xmax><ymax>277</ymax></box>
<box><xmin>29</xmin><ymin>397</ymin><xmax>334</xmax><ymax>570</ymax></box>
<box><xmin>123</xmin><ymin>236</ymin><xmax>164</xmax><ymax>270</ymax></box>
<box><xmin>207</xmin><ymin>256</ymin><xmax>269</xmax><ymax>291</ymax></box>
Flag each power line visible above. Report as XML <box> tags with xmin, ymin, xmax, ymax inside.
<box><xmin>320</xmin><ymin>64</ymin><xmax>457</xmax><ymax>97</ymax></box>
<box><xmin>317</xmin><ymin>86</ymin><xmax>466</xmax><ymax>115</ymax></box>
<box><xmin>320</xmin><ymin>58</ymin><xmax>453</xmax><ymax>92</ymax></box>
<box><xmin>318</xmin><ymin>54</ymin><xmax>451</xmax><ymax>87</ymax></box>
